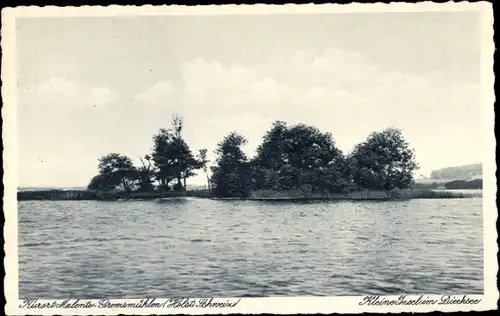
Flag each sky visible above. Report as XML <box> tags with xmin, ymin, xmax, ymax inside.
<box><xmin>15</xmin><ymin>12</ymin><xmax>485</xmax><ymax>187</ymax></box>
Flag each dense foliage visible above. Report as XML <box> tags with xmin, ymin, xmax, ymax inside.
<box><xmin>87</xmin><ymin>153</ymin><xmax>137</xmax><ymax>192</ymax></box>
<box><xmin>210</xmin><ymin>123</ymin><xmax>418</xmax><ymax>197</ymax></box>
<box><xmin>88</xmin><ymin>114</ymin><xmax>206</xmax><ymax>193</ymax></box>
<box><xmin>210</xmin><ymin>132</ymin><xmax>252</xmax><ymax>197</ymax></box>
<box><xmin>88</xmin><ymin>116</ymin><xmax>419</xmax><ymax>197</ymax></box>
<box><xmin>349</xmin><ymin>128</ymin><xmax>418</xmax><ymax>191</ymax></box>
<box><xmin>151</xmin><ymin>115</ymin><xmax>200</xmax><ymax>191</ymax></box>
<box><xmin>249</xmin><ymin>121</ymin><xmax>351</xmax><ymax>194</ymax></box>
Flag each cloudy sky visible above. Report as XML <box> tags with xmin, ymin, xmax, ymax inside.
<box><xmin>16</xmin><ymin>12</ymin><xmax>484</xmax><ymax>187</ymax></box>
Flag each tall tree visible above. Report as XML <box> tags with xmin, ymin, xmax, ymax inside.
<box><xmin>252</xmin><ymin>120</ymin><xmax>288</xmax><ymax>189</ymax></box>
<box><xmin>211</xmin><ymin>132</ymin><xmax>252</xmax><ymax>197</ymax></box>
<box><xmin>151</xmin><ymin>114</ymin><xmax>200</xmax><ymax>191</ymax></box>
<box><xmin>349</xmin><ymin>127</ymin><xmax>418</xmax><ymax>190</ymax></box>
<box><xmin>171</xmin><ymin>114</ymin><xmax>183</xmax><ymax>138</ymax></box>
<box><xmin>151</xmin><ymin>128</ymin><xmax>177</xmax><ymax>191</ymax></box>
<box><xmin>136</xmin><ymin>154</ymin><xmax>155</xmax><ymax>192</ymax></box>
<box><xmin>175</xmin><ymin>138</ymin><xmax>198</xmax><ymax>191</ymax></box>
<box><xmin>197</xmin><ymin>148</ymin><xmax>211</xmax><ymax>191</ymax></box>
<box><xmin>255</xmin><ymin>121</ymin><xmax>288</xmax><ymax>169</ymax></box>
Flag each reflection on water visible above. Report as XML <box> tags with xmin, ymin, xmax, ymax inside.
<box><xmin>18</xmin><ymin>198</ymin><xmax>483</xmax><ymax>298</ymax></box>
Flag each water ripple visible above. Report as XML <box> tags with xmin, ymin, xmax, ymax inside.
<box><xmin>18</xmin><ymin>198</ymin><xmax>483</xmax><ymax>298</ymax></box>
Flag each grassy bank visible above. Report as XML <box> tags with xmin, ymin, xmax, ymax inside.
<box><xmin>96</xmin><ymin>190</ymin><xmax>213</xmax><ymax>200</ymax></box>
<box><xmin>17</xmin><ymin>189</ymin><xmax>212</xmax><ymax>201</ymax></box>
<box><xmin>17</xmin><ymin>188</ymin><xmax>481</xmax><ymax>201</ymax></box>
<box><xmin>17</xmin><ymin>190</ymin><xmax>98</xmax><ymax>201</ymax></box>
<box><xmin>247</xmin><ymin>188</ymin><xmax>482</xmax><ymax>201</ymax></box>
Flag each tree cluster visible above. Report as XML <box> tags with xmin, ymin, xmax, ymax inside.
<box><xmin>87</xmin><ymin>114</ymin><xmax>210</xmax><ymax>193</ymax></box>
<box><xmin>88</xmin><ymin>116</ymin><xmax>419</xmax><ymax>197</ymax></box>
<box><xmin>210</xmin><ymin>121</ymin><xmax>419</xmax><ymax>197</ymax></box>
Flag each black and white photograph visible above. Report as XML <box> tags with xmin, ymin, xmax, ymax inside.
<box><xmin>2</xmin><ymin>3</ymin><xmax>497</xmax><ymax>314</ymax></box>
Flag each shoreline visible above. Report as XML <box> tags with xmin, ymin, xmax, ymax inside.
<box><xmin>17</xmin><ymin>189</ymin><xmax>483</xmax><ymax>202</ymax></box>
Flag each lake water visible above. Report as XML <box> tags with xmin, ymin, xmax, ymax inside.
<box><xmin>18</xmin><ymin>198</ymin><xmax>483</xmax><ymax>298</ymax></box>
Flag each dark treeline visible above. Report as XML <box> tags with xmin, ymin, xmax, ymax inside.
<box><xmin>414</xmin><ymin>179</ymin><xmax>483</xmax><ymax>190</ymax></box>
<box><xmin>444</xmin><ymin>179</ymin><xmax>483</xmax><ymax>190</ymax></box>
<box><xmin>88</xmin><ymin>115</ymin><xmax>419</xmax><ymax>198</ymax></box>
<box><xmin>211</xmin><ymin>120</ymin><xmax>418</xmax><ymax>197</ymax></box>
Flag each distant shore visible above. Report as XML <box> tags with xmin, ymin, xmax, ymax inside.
<box><xmin>17</xmin><ymin>188</ymin><xmax>482</xmax><ymax>202</ymax></box>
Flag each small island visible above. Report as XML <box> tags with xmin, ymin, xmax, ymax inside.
<box><xmin>17</xmin><ymin>114</ymin><xmax>482</xmax><ymax>202</ymax></box>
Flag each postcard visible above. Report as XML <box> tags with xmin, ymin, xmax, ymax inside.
<box><xmin>2</xmin><ymin>2</ymin><xmax>497</xmax><ymax>315</ymax></box>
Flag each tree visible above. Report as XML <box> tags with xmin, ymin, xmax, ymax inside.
<box><xmin>151</xmin><ymin>128</ymin><xmax>176</xmax><ymax>191</ymax></box>
<box><xmin>87</xmin><ymin>174</ymin><xmax>118</xmax><ymax>191</ymax></box>
<box><xmin>252</xmin><ymin>121</ymin><xmax>349</xmax><ymax>193</ymax></box>
<box><xmin>349</xmin><ymin>127</ymin><xmax>418</xmax><ymax>190</ymax></box>
<box><xmin>176</xmin><ymin>138</ymin><xmax>199</xmax><ymax>190</ymax></box>
<box><xmin>197</xmin><ymin>148</ymin><xmax>211</xmax><ymax>191</ymax></box>
<box><xmin>151</xmin><ymin>114</ymin><xmax>200</xmax><ymax>192</ymax></box>
<box><xmin>281</xmin><ymin>123</ymin><xmax>346</xmax><ymax>191</ymax></box>
<box><xmin>136</xmin><ymin>154</ymin><xmax>155</xmax><ymax>192</ymax></box>
<box><xmin>96</xmin><ymin>153</ymin><xmax>137</xmax><ymax>192</ymax></box>
<box><xmin>255</xmin><ymin>121</ymin><xmax>288</xmax><ymax>169</ymax></box>
<box><xmin>211</xmin><ymin>132</ymin><xmax>252</xmax><ymax>197</ymax></box>
<box><xmin>252</xmin><ymin>120</ymin><xmax>288</xmax><ymax>189</ymax></box>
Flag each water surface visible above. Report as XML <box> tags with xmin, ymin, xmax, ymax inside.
<box><xmin>18</xmin><ymin>198</ymin><xmax>483</xmax><ymax>298</ymax></box>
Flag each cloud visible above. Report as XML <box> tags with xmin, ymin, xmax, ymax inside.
<box><xmin>135</xmin><ymin>49</ymin><xmax>480</xmax><ymax>129</ymax></box>
<box><xmin>134</xmin><ymin>48</ymin><xmax>482</xmax><ymax>167</ymax></box>
<box><xmin>21</xmin><ymin>77</ymin><xmax>80</xmax><ymax>108</ymax></box>
<box><xmin>133</xmin><ymin>81</ymin><xmax>176</xmax><ymax>106</ymax></box>
<box><xmin>20</xmin><ymin>77</ymin><xmax>117</xmax><ymax>109</ymax></box>
<box><xmin>89</xmin><ymin>86</ymin><xmax>117</xmax><ymax>106</ymax></box>
<box><xmin>181</xmin><ymin>58</ymin><xmax>266</xmax><ymax>110</ymax></box>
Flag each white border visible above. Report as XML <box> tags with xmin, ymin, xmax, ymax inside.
<box><xmin>2</xmin><ymin>3</ymin><xmax>497</xmax><ymax>315</ymax></box>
